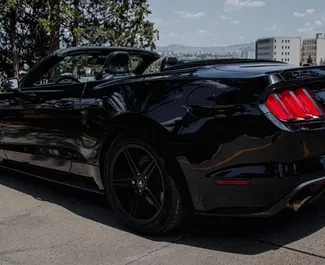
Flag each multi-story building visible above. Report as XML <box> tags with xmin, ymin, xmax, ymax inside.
<box><xmin>302</xmin><ymin>33</ymin><xmax>325</xmax><ymax>65</ymax></box>
<box><xmin>255</xmin><ymin>37</ymin><xmax>301</xmax><ymax>65</ymax></box>
<box><xmin>240</xmin><ymin>50</ymin><xmax>255</xmax><ymax>59</ymax></box>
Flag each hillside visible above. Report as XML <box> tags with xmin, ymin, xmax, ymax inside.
<box><xmin>156</xmin><ymin>42</ymin><xmax>255</xmax><ymax>54</ymax></box>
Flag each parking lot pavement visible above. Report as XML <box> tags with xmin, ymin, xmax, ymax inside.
<box><xmin>1</xmin><ymin>171</ymin><xmax>325</xmax><ymax>265</ymax></box>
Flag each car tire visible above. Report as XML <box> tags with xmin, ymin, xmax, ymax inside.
<box><xmin>104</xmin><ymin>134</ymin><xmax>190</xmax><ymax>235</ymax></box>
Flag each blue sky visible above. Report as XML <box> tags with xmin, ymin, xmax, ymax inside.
<box><xmin>148</xmin><ymin>0</ymin><xmax>325</xmax><ymax>47</ymax></box>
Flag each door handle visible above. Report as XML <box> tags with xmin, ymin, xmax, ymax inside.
<box><xmin>54</xmin><ymin>100</ymin><xmax>74</xmax><ymax>109</ymax></box>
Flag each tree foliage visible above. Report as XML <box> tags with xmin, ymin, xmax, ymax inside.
<box><xmin>0</xmin><ymin>0</ymin><xmax>158</xmax><ymax>77</ymax></box>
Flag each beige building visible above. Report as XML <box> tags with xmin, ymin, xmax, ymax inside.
<box><xmin>255</xmin><ymin>37</ymin><xmax>301</xmax><ymax>66</ymax></box>
<box><xmin>302</xmin><ymin>33</ymin><xmax>325</xmax><ymax>65</ymax></box>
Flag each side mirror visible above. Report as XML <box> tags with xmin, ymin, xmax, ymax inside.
<box><xmin>3</xmin><ymin>77</ymin><xmax>19</xmax><ymax>91</ymax></box>
<box><xmin>165</xmin><ymin>56</ymin><xmax>178</xmax><ymax>66</ymax></box>
<box><xmin>160</xmin><ymin>56</ymin><xmax>178</xmax><ymax>71</ymax></box>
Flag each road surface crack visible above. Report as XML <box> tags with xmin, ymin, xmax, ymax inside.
<box><xmin>255</xmin><ymin>238</ymin><xmax>325</xmax><ymax>259</ymax></box>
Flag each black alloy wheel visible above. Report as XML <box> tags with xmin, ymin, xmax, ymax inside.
<box><xmin>110</xmin><ymin>143</ymin><xmax>165</xmax><ymax>224</ymax></box>
<box><xmin>104</xmin><ymin>135</ymin><xmax>190</xmax><ymax>235</ymax></box>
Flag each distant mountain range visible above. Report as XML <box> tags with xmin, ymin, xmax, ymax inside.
<box><xmin>157</xmin><ymin>42</ymin><xmax>255</xmax><ymax>54</ymax></box>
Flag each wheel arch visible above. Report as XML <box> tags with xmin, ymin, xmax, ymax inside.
<box><xmin>98</xmin><ymin>113</ymin><xmax>193</xmax><ymax>207</ymax></box>
<box><xmin>99</xmin><ymin>113</ymin><xmax>171</xmax><ymax>162</ymax></box>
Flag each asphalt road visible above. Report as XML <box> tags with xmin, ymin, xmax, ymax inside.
<box><xmin>1</xmin><ymin>170</ymin><xmax>325</xmax><ymax>265</ymax></box>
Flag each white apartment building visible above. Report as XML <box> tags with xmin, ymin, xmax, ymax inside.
<box><xmin>302</xmin><ymin>33</ymin><xmax>325</xmax><ymax>65</ymax></box>
<box><xmin>255</xmin><ymin>37</ymin><xmax>301</xmax><ymax>66</ymax></box>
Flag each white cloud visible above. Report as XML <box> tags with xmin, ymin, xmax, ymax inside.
<box><xmin>294</xmin><ymin>8</ymin><xmax>316</xmax><ymax>18</ymax></box>
<box><xmin>266</xmin><ymin>25</ymin><xmax>278</xmax><ymax>30</ymax></box>
<box><xmin>297</xmin><ymin>27</ymin><xmax>313</xmax><ymax>33</ymax></box>
<box><xmin>198</xmin><ymin>29</ymin><xmax>208</xmax><ymax>33</ymax></box>
<box><xmin>230</xmin><ymin>20</ymin><xmax>240</xmax><ymax>24</ymax></box>
<box><xmin>225</xmin><ymin>0</ymin><xmax>266</xmax><ymax>8</ymax></box>
<box><xmin>294</xmin><ymin>12</ymin><xmax>305</xmax><ymax>18</ymax></box>
<box><xmin>296</xmin><ymin>20</ymin><xmax>323</xmax><ymax>36</ymax></box>
<box><xmin>306</xmin><ymin>8</ymin><xmax>315</xmax><ymax>14</ymax></box>
<box><xmin>173</xmin><ymin>11</ymin><xmax>204</xmax><ymax>19</ymax></box>
<box><xmin>315</xmin><ymin>20</ymin><xmax>323</xmax><ymax>26</ymax></box>
<box><xmin>220</xmin><ymin>14</ymin><xmax>231</xmax><ymax>20</ymax></box>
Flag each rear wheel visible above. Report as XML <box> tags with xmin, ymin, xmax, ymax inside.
<box><xmin>104</xmin><ymin>135</ymin><xmax>189</xmax><ymax>235</ymax></box>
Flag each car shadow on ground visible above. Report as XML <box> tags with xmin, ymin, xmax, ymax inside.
<box><xmin>1</xmin><ymin>169</ymin><xmax>325</xmax><ymax>256</ymax></box>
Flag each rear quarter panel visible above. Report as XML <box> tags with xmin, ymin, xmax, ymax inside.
<box><xmin>81</xmin><ymin>71</ymin><xmax>288</xmax><ymax>168</ymax></box>
<box><xmin>80</xmin><ymin>72</ymin><xmax>291</xmax><ymax>206</ymax></box>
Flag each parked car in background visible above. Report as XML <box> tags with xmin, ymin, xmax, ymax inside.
<box><xmin>2</xmin><ymin>47</ymin><xmax>325</xmax><ymax>235</ymax></box>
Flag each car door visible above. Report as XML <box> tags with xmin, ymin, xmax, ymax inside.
<box><xmin>0</xmin><ymin>82</ymin><xmax>86</xmax><ymax>173</ymax></box>
<box><xmin>0</xmin><ymin>52</ymin><xmax>92</xmax><ymax>174</ymax></box>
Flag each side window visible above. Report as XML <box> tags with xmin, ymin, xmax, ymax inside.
<box><xmin>34</xmin><ymin>54</ymin><xmax>104</xmax><ymax>86</ymax></box>
<box><xmin>34</xmin><ymin>54</ymin><xmax>143</xmax><ymax>86</ymax></box>
<box><xmin>129</xmin><ymin>56</ymin><xmax>143</xmax><ymax>72</ymax></box>
<box><xmin>143</xmin><ymin>58</ymin><xmax>163</xmax><ymax>75</ymax></box>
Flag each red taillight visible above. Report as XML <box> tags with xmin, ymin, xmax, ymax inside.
<box><xmin>266</xmin><ymin>88</ymin><xmax>325</xmax><ymax>122</ymax></box>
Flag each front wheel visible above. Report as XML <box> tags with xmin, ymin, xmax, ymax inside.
<box><xmin>104</xmin><ymin>135</ymin><xmax>190</xmax><ymax>235</ymax></box>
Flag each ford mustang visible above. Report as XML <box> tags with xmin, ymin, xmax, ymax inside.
<box><xmin>2</xmin><ymin>47</ymin><xmax>325</xmax><ymax>235</ymax></box>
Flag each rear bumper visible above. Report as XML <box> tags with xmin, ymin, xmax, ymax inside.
<box><xmin>178</xmin><ymin>153</ymin><xmax>325</xmax><ymax>216</ymax></box>
<box><xmin>194</xmin><ymin>175</ymin><xmax>325</xmax><ymax>217</ymax></box>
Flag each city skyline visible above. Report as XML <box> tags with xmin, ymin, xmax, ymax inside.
<box><xmin>148</xmin><ymin>0</ymin><xmax>325</xmax><ymax>47</ymax></box>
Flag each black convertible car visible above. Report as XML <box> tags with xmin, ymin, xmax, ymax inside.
<box><xmin>2</xmin><ymin>46</ymin><xmax>325</xmax><ymax>235</ymax></box>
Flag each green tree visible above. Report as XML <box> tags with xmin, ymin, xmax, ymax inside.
<box><xmin>84</xmin><ymin>0</ymin><xmax>158</xmax><ymax>49</ymax></box>
<box><xmin>0</xmin><ymin>0</ymin><xmax>51</xmax><ymax>77</ymax></box>
<box><xmin>40</xmin><ymin>0</ymin><xmax>158</xmax><ymax>50</ymax></box>
<box><xmin>0</xmin><ymin>0</ymin><xmax>158</xmax><ymax>77</ymax></box>
<box><xmin>61</xmin><ymin>0</ymin><xmax>86</xmax><ymax>47</ymax></box>
<box><xmin>0</xmin><ymin>0</ymin><xmax>25</xmax><ymax>77</ymax></box>
<box><xmin>20</xmin><ymin>0</ymin><xmax>52</xmax><ymax>66</ymax></box>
